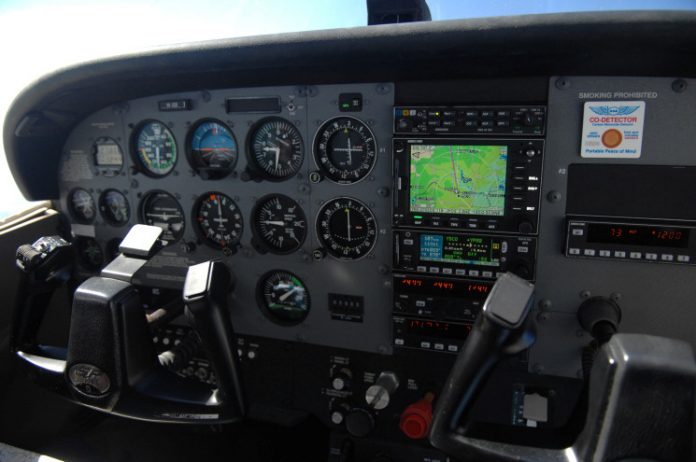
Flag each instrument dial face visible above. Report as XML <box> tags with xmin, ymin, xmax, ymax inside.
<box><xmin>194</xmin><ymin>192</ymin><xmax>243</xmax><ymax>248</ymax></box>
<box><xmin>316</xmin><ymin>197</ymin><xmax>377</xmax><ymax>260</ymax></box>
<box><xmin>133</xmin><ymin>120</ymin><xmax>177</xmax><ymax>177</ymax></box>
<box><xmin>188</xmin><ymin>119</ymin><xmax>238</xmax><ymax>178</ymax></box>
<box><xmin>257</xmin><ymin>270</ymin><xmax>310</xmax><ymax>325</ymax></box>
<box><xmin>92</xmin><ymin>137</ymin><xmax>123</xmax><ymax>177</ymax></box>
<box><xmin>252</xmin><ymin>194</ymin><xmax>307</xmax><ymax>254</ymax></box>
<box><xmin>99</xmin><ymin>189</ymin><xmax>130</xmax><ymax>226</ymax></box>
<box><xmin>68</xmin><ymin>188</ymin><xmax>96</xmax><ymax>223</ymax></box>
<box><xmin>139</xmin><ymin>191</ymin><xmax>185</xmax><ymax>242</ymax></box>
<box><xmin>314</xmin><ymin>117</ymin><xmax>377</xmax><ymax>184</ymax></box>
<box><xmin>248</xmin><ymin>118</ymin><xmax>304</xmax><ymax>180</ymax></box>
<box><xmin>76</xmin><ymin>237</ymin><xmax>104</xmax><ymax>271</ymax></box>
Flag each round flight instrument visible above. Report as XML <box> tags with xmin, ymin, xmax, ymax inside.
<box><xmin>316</xmin><ymin>197</ymin><xmax>377</xmax><ymax>260</ymax></box>
<box><xmin>251</xmin><ymin>194</ymin><xmax>307</xmax><ymax>254</ymax></box>
<box><xmin>194</xmin><ymin>192</ymin><xmax>243</xmax><ymax>249</ymax></box>
<box><xmin>247</xmin><ymin>117</ymin><xmax>304</xmax><ymax>180</ymax></box>
<box><xmin>76</xmin><ymin>237</ymin><xmax>104</xmax><ymax>271</ymax></box>
<box><xmin>257</xmin><ymin>270</ymin><xmax>310</xmax><ymax>325</ymax></box>
<box><xmin>313</xmin><ymin>117</ymin><xmax>377</xmax><ymax>184</ymax></box>
<box><xmin>139</xmin><ymin>191</ymin><xmax>185</xmax><ymax>242</ymax></box>
<box><xmin>187</xmin><ymin>119</ymin><xmax>238</xmax><ymax>178</ymax></box>
<box><xmin>132</xmin><ymin>120</ymin><xmax>177</xmax><ymax>177</ymax></box>
<box><xmin>99</xmin><ymin>189</ymin><xmax>130</xmax><ymax>226</ymax></box>
<box><xmin>92</xmin><ymin>137</ymin><xmax>123</xmax><ymax>177</ymax></box>
<box><xmin>68</xmin><ymin>188</ymin><xmax>96</xmax><ymax>223</ymax></box>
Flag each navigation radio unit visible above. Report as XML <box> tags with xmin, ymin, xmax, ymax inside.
<box><xmin>393</xmin><ymin>138</ymin><xmax>543</xmax><ymax>234</ymax></box>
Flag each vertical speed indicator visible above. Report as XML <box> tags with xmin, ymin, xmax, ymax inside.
<box><xmin>316</xmin><ymin>197</ymin><xmax>377</xmax><ymax>260</ymax></box>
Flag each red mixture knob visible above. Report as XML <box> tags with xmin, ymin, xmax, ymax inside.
<box><xmin>399</xmin><ymin>392</ymin><xmax>434</xmax><ymax>440</ymax></box>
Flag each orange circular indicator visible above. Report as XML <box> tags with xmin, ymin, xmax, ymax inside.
<box><xmin>601</xmin><ymin>129</ymin><xmax>623</xmax><ymax>148</ymax></box>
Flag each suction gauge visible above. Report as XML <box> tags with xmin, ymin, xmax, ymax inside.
<box><xmin>314</xmin><ymin>117</ymin><xmax>376</xmax><ymax>184</ymax></box>
<box><xmin>257</xmin><ymin>270</ymin><xmax>310</xmax><ymax>325</ymax></box>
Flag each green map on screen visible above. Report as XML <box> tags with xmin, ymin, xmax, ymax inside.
<box><xmin>409</xmin><ymin>144</ymin><xmax>507</xmax><ymax>216</ymax></box>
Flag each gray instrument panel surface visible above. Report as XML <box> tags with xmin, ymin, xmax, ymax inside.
<box><xmin>58</xmin><ymin>83</ymin><xmax>395</xmax><ymax>354</ymax></box>
<box><xmin>532</xmin><ymin>76</ymin><xmax>696</xmax><ymax>378</ymax></box>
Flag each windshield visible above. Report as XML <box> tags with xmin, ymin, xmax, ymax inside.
<box><xmin>1</xmin><ymin>0</ymin><xmax>694</xmax><ymax>219</ymax></box>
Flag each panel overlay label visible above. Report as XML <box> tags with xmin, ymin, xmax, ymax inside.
<box><xmin>580</xmin><ymin>100</ymin><xmax>645</xmax><ymax>159</ymax></box>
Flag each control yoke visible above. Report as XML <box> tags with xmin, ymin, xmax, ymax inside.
<box><xmin>11</xmin><ymin>225</ymin><xmax>245</xmax><ymax>423</ymax></box>
<box><xmin>429</xmin><ymin>272</ymin><xmax>696</xmax><ymax>462</ymax></box>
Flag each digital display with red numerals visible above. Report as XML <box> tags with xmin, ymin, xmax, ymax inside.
<box><xmin>586</xmin><ymin>223</ymin><xmax>690</xmax><ymax>248</ymax></box>
<box><xmin>406</xmin><ymin>319</ymin><xmax>472</xmax><ymax>340</ymax></box>
<box><xmin>398</xmin><ymin>276</ymin><xmax>492</xmax><ymax>296</ymax></box>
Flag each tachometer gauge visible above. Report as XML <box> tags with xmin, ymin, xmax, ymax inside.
<box><xmin>139</xmin><ymin>191</ymin><xmax>185</xmax><ymax>242</ymax></box>
<box><xmin>132</xmin><ymin>120</ymin><xmax>177</xmax><ymax>177</ymax></box>
<box><xmin>316</xmin><ymin>197</ymin><xmax>377</xmax><ymax>260</ymax></box>
<box><xmin>76</xmin><ymin>237</ymin><xmax>104</xmax><ymax>271</ymax></box>
<box><xmin>257</xmin><ymin>270</ymin><xmax>310</xmax><ymax>325</ymax></box>
<box><xmin>194</xmin><ymin>192</ymin><xmax>243</xmax><ymax>249</ymax></box>
<box><xmin>99</xmin><ymin>189</ymin><xmax>130</xmax><ymax>226</ymax></box>
<box><xmin>247</xmin><ymin>117</ymin><xmax>304</xmax><ymax>180</ymax></box>
<box><xmin>251</xmin><ymin>194</ymin><xmax>307</xmax><ymax>254</ymax></box>
<box><xmin>68</xmin><ymin>188</ymin><xmax>96</xmax><ymax>223</ymax></box>
<box><xmin>92</xmin><ymin>137</ymin><xmax>123</xmax><ymax>177</ymax></box>
<box><xmin>313</xmin><ymin>117</ymin><xmax>376</xmax><ymax>184</ymax></box>
<box><xmin>187</xmin><ymin>119</ymin><xmax>238</xmax><ymax>179</ymax></box>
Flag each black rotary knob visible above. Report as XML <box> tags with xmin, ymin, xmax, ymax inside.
<box><xmin>345</xmin><ymin>408</ymin><xmax>375</xmax><ymax>438</ymax></box>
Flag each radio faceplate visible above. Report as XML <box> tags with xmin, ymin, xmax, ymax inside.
<box><xmin>393</xmin><ymin>106</ymin><xmax>546</xmax><ymax>136</ymax></box>
<box><xmin>393</xmin><ymin>138</ymin><xmax>543</xmax><ymax>234</ymax></box>
<box><xmin>566</xmin><ymin>219</ymin><xmax>696</xmax><ymax>265</ymax></box>
<box><xmin>394</xmin><ymin>230</ymin><xmax>536</xmax><ymax>280</ymax></box>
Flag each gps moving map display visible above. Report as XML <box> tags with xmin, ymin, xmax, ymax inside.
<box><xmin>409</xmin><ymin>143</ymin><xmax>507</xmax><ymax>216</ymax></box>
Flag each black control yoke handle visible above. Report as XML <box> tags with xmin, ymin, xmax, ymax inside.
<box><xmin>430</xmin><ymin>273</ymin><xmax>536</xmax><ymax>450</ymax></box>
<box><xmin>12</xmin><ymin>225</ymin><xmax>246</xmax><ymax>423</ymax></box>
<box><xmin>429</xmin><ymin>272</ymin><xmax>696</xmax><ymax>462</ymax></box>
<box><xmin>183</xmin><ymin>261</ymin><xmax>245</xmax><ymax>414</ymax></box>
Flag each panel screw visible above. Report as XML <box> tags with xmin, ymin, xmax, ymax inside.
<box><xmin>672</xmin><ymin>79</ymin><xmax>688</xmax><ymax>93</ymax></box>
<box><xmin>555</xmin><ymin>77</ymin><xmax>571</xmax><ymax>90</ymax></box>
<box><xmin>580</xmin><ymin>290</ymin><xmax>591</xmax><ymax>299</ymax></box>
<box><xmin>547</xmin><ymin>191</ymin><xmax>561</xmax><ymax>202</ymax></box>
<box><xmin>538</xmin><ymin>299</ymin><xmax>552</xmax><ymax>310</ymax></box>
<box><xmin>610</xmin><ymin>292</ymin><xmax>622</xmax><ymax>301</ymax></box>
<box><xmin>532</xmin><ymin>364</ymin><xmax>544</xmax><ymax>374</ymax></box>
